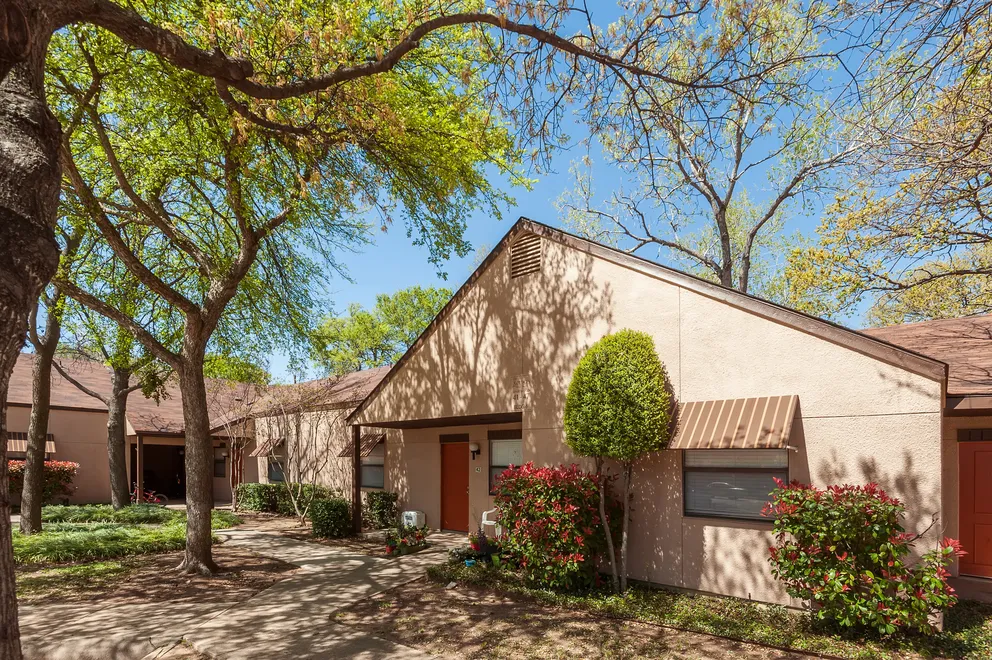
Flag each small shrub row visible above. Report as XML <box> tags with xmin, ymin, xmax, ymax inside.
<box><xmin>234</xmin><ymin>482</ymin><xmax>335</xmax><ymax>516</ymax></box>
<box><xmin>8</xmin><ymin>460</ymin><xmax>79</xmax><ymax>504</ymax></box>
<box><xmin>363</xmin><ymin>490</ymin><xmax>399</xmax><ymax>529</ymax></box>
<box><xmin>310</xmin><ymin>497</ymin><xmax>352</xmax><ymax>538</ymax></box>
<box><xmin>493</xmin><ymin>462</ymin><xmax>619</xmax><ymax>591</ymax></box>
<box><xmin>386</xmin><ymin>524</ymin><xmax>429</xmax><ymax>556</ymax></box>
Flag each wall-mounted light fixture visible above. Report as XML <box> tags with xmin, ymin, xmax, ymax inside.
<box><xmin>469</xmin><ymin>442</ymin><xmax>481</xmax><ymax>460</ymax></box>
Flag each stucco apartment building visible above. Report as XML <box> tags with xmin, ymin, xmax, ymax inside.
<box><xmin>6</xmin><ymin>354</ymin><xmax>259</xmax><ymax>503</ymax></box>
<box><xmin>330</xmin><ymin>218</ymin><xmax>992</xmax><ymax>605</ymax></box>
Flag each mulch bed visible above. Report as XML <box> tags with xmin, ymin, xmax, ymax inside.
<box><xmin>332</xmin><ymin>576</ymin><xmax>810</xmax><ymax>659</ymax></box>
<box><xmin>234</xmin><ymin>510</ymin><xmax>393</xmax><ymax>556</ymax></box>
<box><xmin>17</xmin><ymin>545</ymin><xmax>297</xmax><ymax>604</ymax></box>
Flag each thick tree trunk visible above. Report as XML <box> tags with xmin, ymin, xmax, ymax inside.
<box><xmin>595</xmin><ymin>458</ymin><xmax>619</xmax><ymax>593</ymax></box>
<box><xmin>177</xmin><ymin>350</ymin><xmax>217</xmax><ymax>575</ymax></box>
<box><xmin>620</xmin><ymin>463</ymin><xmax>633</xmax><ymax>593</ymax></box>
<box><xmin>0</xmin><ymin>17</ymin><xmax>63</xmax><ymax>653</ymax></box>
<box><xmin>107</xmin><ymin>368</ymin><xmax>131</xmax><ymax>509</ymax></box>
<box><xmin>21</xmin><ymin>322</ymin><xmax>58</xmax><ymax>534</ymax></box>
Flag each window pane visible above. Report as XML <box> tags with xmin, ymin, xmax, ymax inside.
<box><xmin>491</xmin><ymin>438</ymin><xmax>522</xmax><ymax>467</ymax></box>
<box><xmin>362</xmin><ymin>465</ymin><xmax>384</xmax><ymax>489</ymax></box>
<box><xmin>684</xmin><ymin>449</ymin><xmax>788</xmax><ymax>469</ymax></box>
<box><xmin>363</xmin><ymin>443</ymin><xmax>385</xmax><ymax>466</ymax></box>
<box><xmin>268</xmin><ymin>460</ymin><xmax>285</xmax><ymax>483</ymax></box>
<box><xmin>684</xmin><ymin>469</ymin><xmax>785</xmax><ymax>520</ymax></box>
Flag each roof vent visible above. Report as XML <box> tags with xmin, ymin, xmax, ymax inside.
<box><xmin>510</xmin><ymin>233</ymin><xmax>542</xmax><ymax>278</ymax></box>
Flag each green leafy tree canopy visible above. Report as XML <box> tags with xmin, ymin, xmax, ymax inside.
<box><xmin>312</xmin><ymin>286</ymin><xmax>451</xmax><ymax>374</ymax></box>
<box><xmin>564</xmin><ymin>329</ymin><xmax>672</xmax><ymax>462</ymax></box>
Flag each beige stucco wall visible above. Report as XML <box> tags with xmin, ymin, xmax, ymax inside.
<box><xmin>352</xmin><ymin>232</ymin><xmax>946</xmax><ymax>604</ymax></box>
<box><xmin>8</xmin><ymin>406</ymin><xmax>258</xmax><ymax>506</ymax></box>
<box><xmin>8</xmin><ymin>405</ymin><xmax>112</xmax><ymax>504</ymax></box>
<box><xmin>254</xmin><ymin>406</ymin><xmax>377</xmax><ymax>496</ymax></box>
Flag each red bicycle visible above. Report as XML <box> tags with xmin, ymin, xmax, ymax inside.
<box><xmin>131</xmin><ymin>486</ymin><xmax>169</xmax><ymax>505</ymax></box>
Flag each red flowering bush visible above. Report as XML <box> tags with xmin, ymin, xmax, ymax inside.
<box><xmin>8</xmin><ymin>460</ymin><xmax>78</xmax><ymax>504</ymax></box>
<box><xmin>493</xmin><ymin>462</ymin><xmax>619</xmax><ymax>591</ymax></box>
<box><xmin>764</xmin><ymin>479</ymin><xmax>965</xmax><ymax>635</ymax></box>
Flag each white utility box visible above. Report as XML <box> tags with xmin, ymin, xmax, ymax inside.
<box><xmin>401</xmin><ymin>510</ymin><xmax>425</xmax><ymax>528</ymax></box>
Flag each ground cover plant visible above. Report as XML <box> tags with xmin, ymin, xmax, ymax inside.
<box><xmin>427</xmin><ymin>562</ymin><xmax>992</xmax><ymax>659</ymax></box>
<box><xmin>13</xmin><ymin>506</ymin><xmax>241</xmax><ymax>565</ymax></box>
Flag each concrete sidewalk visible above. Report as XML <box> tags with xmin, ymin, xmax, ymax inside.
<box><xmin>184</xmin><ymin>528</ymin><xmax>451</xmax><ymax>659</ymax></box>
<box><xmin>19</xmin><ymin>529</ymin><xmax>456</xmax><ymax>660</ymax></box>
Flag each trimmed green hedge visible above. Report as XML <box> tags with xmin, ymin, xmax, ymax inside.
<box><xmin>363</xmin><ymin>491</ymin><xmax>399</xmax><ymax>529</ymax></box>
<box><xmin>235</xmin><ymin>482</ymin><xmax>336</xmax><ymax>516</ymax></box>
<box><xmin>310</xmin><ymin>498</ymin><xmax>352</xmax><ymax>538</ymax></box>
<box><xmin>236</xmin><ymin>483</ymin><xmax>280</xmax><ymax>512</ymax></box>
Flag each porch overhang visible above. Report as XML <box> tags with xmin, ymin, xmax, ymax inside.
<box><xmin>355</xmin><ymin>411</ymin><xmax>523</xmax><ymax>430</ymax></box>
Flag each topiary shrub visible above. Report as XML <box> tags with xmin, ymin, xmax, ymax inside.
<box><xmin>8</xmin><ymin>460</ymin><xmax>78</xmax><ymax>504</ymax></box>
<box><xmin>765</xmin><ymin>479</ymin><xmax>965</xmax><ymax>635</ymax></box>
<box><xmin>235</xmin><ymin>483</ymin><xmax>280</xmax><ymax>512</ymax></box>
<box><xmin>310</xmin><ymin>497</ymin><xmax>352</xmax><ymax>538</ymax></box>
<box><xmin>493</xmin><ymin>462</ymin><xmax>619</xmax><ymax>592</ymax></box>
<box><xmin>563</xmin><ymin>329</ymin><xmax>672</xmax><ymax>592</ymax></box>
<box><xmin>363</xmin><ymin>490</ymin><xmax>399</xmax><ymax>529</ymax></box>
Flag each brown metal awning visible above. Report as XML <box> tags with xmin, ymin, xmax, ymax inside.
<box><xmin>670</xmin><ymin>395</ymin><xmax>798</xmax><ymax>450</ymax></box>
<box><xmin>337</xmin><ymin>431</ymin><xmax>386</xmax><ymax>458</ymax></box>
<box><xmin>249</xmin><ymin>436</ymin><xmax>283</xmax><ymax>458</ymax></box>
<box><xmin>7</xmin><ymin>432</ymin><xmax>55</xmax><ymax>453</ymax></box>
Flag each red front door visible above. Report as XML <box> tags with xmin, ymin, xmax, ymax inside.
<box><xmin>441</xmin><ymin>441</ymin><xmax>469</xmax><ymax>532</ymax></box>
<box><xmin>960</xmin><ymin>441</ymin><xmax>992</xmax><ymax>578</ymax></box>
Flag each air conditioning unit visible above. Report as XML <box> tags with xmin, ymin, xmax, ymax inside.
<box><xmin>401</xmin><ymin>510</ymin><xmax>425</xmax><ymax>528</ymax></box>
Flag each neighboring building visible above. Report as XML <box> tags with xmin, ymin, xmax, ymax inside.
<box><xmin>5</xmin><ymin>354</ymin><xmax>259</xmax><ymax>503</ymax></box>
<box><xmin>344</xmin><ymin>217</ymin><xmax>987</xmax><ymax>605</ymax></box>
<box><xmin>251</xmin><ymin>368</ymin><xmax>389</xmax><ymax>497</ymax></box>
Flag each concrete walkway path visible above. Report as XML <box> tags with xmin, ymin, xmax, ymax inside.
<box><xmin>20</xmin><ymin>529</ymin><xmax>457</xmax><ymax>660</ymax></box>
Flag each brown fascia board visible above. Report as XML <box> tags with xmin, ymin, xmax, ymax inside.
<box><xmin>946</xmin><ymin>395</ymin><xmax>992</xmax><ymax>415</ymax></box>
<box><xmin>5</xmin><ymin>401</ymin><xmax>108</xmax><ymax>414</ymax></box>
<box><xmin>348</xmin><ymin>217</ymin><xmax>948</xmax><ymax>425</ymax></box>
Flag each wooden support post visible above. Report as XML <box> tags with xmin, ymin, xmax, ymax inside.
<box><xmin>352</xmin><ymin>424</ymin><xmax>362</xmax><ymax>534</ymax></box>
<box><xmin>136</xmin><ymin>434</ymin><xmax>144</xmax><ymax>503</ymax></box>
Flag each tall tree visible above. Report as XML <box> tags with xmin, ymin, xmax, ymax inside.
<box><xmin>559</xmin><ymin>0</ymin><xmax>854</xmax><ymax>296</ymax></box>
<box><xmin>786</xmin><ymin>2</ymin><xmax>992</xmax><ymax>321</ymax></box>
<box><xmin>312</xmin><ymin>286</ymin><xmax>451</xmax><ymax>374</ymax></box>
<box><xmin>20</xmin><ymin>224</ymin><xmax>83</xmax><ymax>534</ymax></box>
<box><xmin>54</xmin><ymin>301</ymin><xmax>172</xmax><ymax>509</ymax></box>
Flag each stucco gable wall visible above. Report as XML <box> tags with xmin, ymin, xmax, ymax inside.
<box><xmin>353</xmin><ymin>244</ymin><xmax>520</xmax><ymax>424</ymax></box>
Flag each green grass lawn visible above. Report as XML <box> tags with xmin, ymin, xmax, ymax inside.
<box><xmin>427</xmin><ymin>562</ymin><xmax>992</xmax><ymax>660</ymax></box>
<box><xmin>14</xmin><ymin>505</ymin><xmax>242</xmax><ymax>565</ymax></box>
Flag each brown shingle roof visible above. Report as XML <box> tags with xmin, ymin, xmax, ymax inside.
<box><xmin>8</xmin><ymin>353</ymin><xmax>271</xmax><ymax>435</ymax></box>
<box><xmin>254</xmin><ymin>367</ymin><xmax>389</xmax><ymax>418</ymax></box>
<box><xmin>8</xmin><ymin>353</ymin><xmax>110</xmax><ymax>412</ymax></box>
<box><xmin>863</xmin><ymin>315</ymin><xmax>992</xmax><ymax>396</ymax></box>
